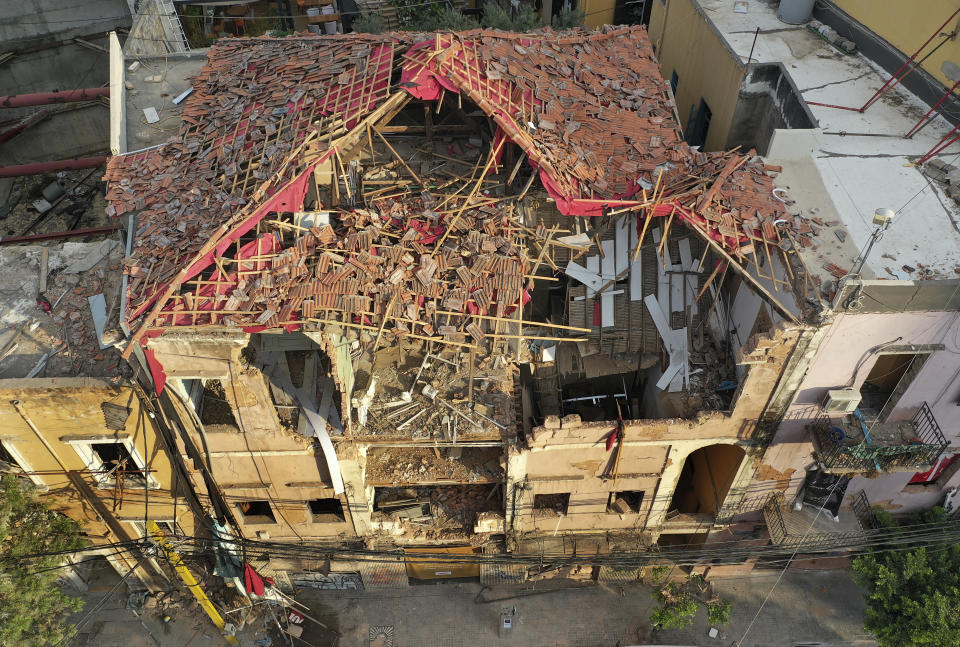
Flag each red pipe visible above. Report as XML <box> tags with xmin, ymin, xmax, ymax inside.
<box><xmin>0</xmin><ymin>156</ymin><xmax>107</xmax><ymax>177</ymax></box>
<box><xmin>860</xmin><ymin>7</ymin><xmax>960</xmax><ymax>113</ymax></box>
<box><xmin>0</xmin><ymin>87</ymin><xmax>110</xmax><ymax>109</ymax></box>
<box><xmin>0</xmin><ymin>225</ymin><xmax>121</xmax><ymax>246</ymax></box>
<box><xmin>0</xmin><ymin>109</ymin><xmax>50</xmax><ymax>144</ymax></box>
<box><xmin>918</xmin><ymin>120</ymin><xmax>960</xmax><ymax>165</ymax></box>
<box><xmin>805</xmin><ymin>100</ymin><xmax>862</xmax><ymax>112</ymax></box>
<box><xmin>904</xmin><ymin>78</ymin><xmax>960</xmax><ymax>138</ymax></box>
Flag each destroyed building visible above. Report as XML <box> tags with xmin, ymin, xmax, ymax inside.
<box><xmin>91</xmin><ymin>25</ymin><xmax>843</xmax><ymax>587</ymax></box>
<box><xmin>5</xmin><ymin>15</ymin><xmax>955</xmax><ymax>598</ymax></box>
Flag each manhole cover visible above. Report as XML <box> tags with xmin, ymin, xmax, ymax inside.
<box><xmin>369</xmin><ymin>625</ymin><xmax>394</xmax><ymax>647</ymax></box>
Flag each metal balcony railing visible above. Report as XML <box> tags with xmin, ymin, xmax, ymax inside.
<box><xmin>810</xmin><ymin>402</ymin><xmax>947</xmax><ymax>473</ymax></box>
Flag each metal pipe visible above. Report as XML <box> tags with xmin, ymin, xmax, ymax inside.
<box><xmin>918</xmin><ymin>120</ymin><xmax>960</xmax><ymax>165</ymax></box>
<box><xmin>0</xmin><ymin>225</ymin><xmax>121</xmax><ymax>245</ymax></box>
<box><xmin>905</xmin><ymin>78</ymin><xmax>960</xmax><ymax>138</ymax></box>
<box><xmin>0</xmin><ymin>87</ymin><xmax>109</xmax><ymax>108</ymax></box>
<box><xmin>0</xmin><ymin>109</ymin><xmax>50</xmax><ymax>144</ymax></box>
<box><xmin>860</xmin><ymin>9</ymin><xmax>960</xmax><ymax>112</ymax></box>
<box><xmin>805</xmin><ymin>100</ymin><xmax>862</xmax><ymax>112</ymax></box>
<box><xmin>0</xmin><ymin>155</ymin><xmax>107</xmax><ymax>177</ymax></box>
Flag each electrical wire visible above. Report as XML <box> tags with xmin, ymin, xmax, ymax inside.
<box><xmin>54</xmin><ymin>555</ymin><xmax>148</xmax><ymax>647</ymax></box>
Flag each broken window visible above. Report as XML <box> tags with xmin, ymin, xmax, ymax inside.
<box><xmin>308</xmin><ymin>498</ymin><xmax>345</xmax><ymax>523</ymax></box>
<box><xmin>686</xmin><ymin>98</ymin><xmax>712</xmax><ymax>148</ymax></box>
<box><xmin>90</xmin><ymin>442</ymin><xmax>147</xmax><ymax>488</ymax></box>
<box><xmin>199</xmin><ymin>379</ymin><xmax>239</xmax><ymax>430</ymax></box>
<box><xmin>236</xmin><ymin>500</ymin><xmax>277</xmax><ymax>524</ymax></box>
<box><xmin>670</xmin><ymin>70</ymin><xmax>679</xmax><ymax>95</ymax></box>
<box><xmin>533</xmin><ymin>493</ymin><xmax>570</xmax><ymax>516</ymax></box>
<box><xmin>607</xmin><ymin>490</ymin><xmax>645</xmax><ymax>514</ymax></box>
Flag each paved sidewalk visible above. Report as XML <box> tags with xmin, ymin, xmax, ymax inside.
<box><xmin>298</xmin><ymin>570</ymin><xmax>877</xmax><ymax>647</ymax></box>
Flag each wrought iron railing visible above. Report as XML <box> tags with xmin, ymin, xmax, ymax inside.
<box><xmin>810</xmin><ymin>402</ymin><xmax>947</xmax><ymax>472</ymax></box>
<box><xmin>852</xmin><ymin>489</ymin><xmax>879</xmax><ymax>530</ymax></box>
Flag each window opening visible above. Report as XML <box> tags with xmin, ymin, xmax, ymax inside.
<box><xmin>236</xmin><ymin>500</ymin><xmax>277</xmax><ymax>524</ymax></box>
<box><xmin>608</xmin><ymin>490</ymin><xmax>645</xmax><ymax>514</ymax></box>
<box><xmin>308</xmin><ymin>498</ymin><xmax>345</xmax><ymax>523</ymax></box>
<box><xmin>533</xmin><ymin>493</ymin><xmax>570</xmax><ymax>516</ymax></box>
<box><xmin>91</xmin><ymin>442</ymin><xmax>146</xmax><ymax>487</ymax></box>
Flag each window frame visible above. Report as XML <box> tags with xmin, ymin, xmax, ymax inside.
<box><xmin>65</xmin><ymin>437</ymin><xmax>159</xmax><ymax>489</ymax></box>
<box><xmin>0</xmin><ymin>440</ymin><xmax>46</xmax><ymax>488</ymax></box>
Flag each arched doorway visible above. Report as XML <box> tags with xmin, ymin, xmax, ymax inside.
<box><xmin>668</xmin><ymin>444</ymin><xmax>745</xmax><ymax>517</ymax></box>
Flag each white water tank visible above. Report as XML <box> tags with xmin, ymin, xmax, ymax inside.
<box><xmin>778</xmin><ymin>0</ymin><xmax>815</xmax><ymax>24</ymax></box>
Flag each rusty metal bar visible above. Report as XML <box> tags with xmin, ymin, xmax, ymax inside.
<box><xmin>0</xmin><ymin>87</ymin><xmax>109</xmax><ymax>108</ymax></box>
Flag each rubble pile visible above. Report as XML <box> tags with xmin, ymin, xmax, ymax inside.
<box><xmin>365</xmin><ymin>447</ymin><xmax>504</xmax><ymax>483</ymax></box>
<box><xmin>104</xmin><ymin>35</ymin><xmax>397</xmax><ymax>318</ymax></box>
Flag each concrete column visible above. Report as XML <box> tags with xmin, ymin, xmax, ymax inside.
<box><xmin>339</xmin><ymin>444</ymin><xmax>373</xmax><ymax>536</ymax></box>
<box><xmin>109</xmin><ymin>31</ymin><xmax>126</xmax><ymax>155</ymax></box>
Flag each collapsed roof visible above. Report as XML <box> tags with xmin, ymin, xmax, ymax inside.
<box><xmin>104</xmin><ymin>27</ymin><xmax>811</xmax><ymax>378</ymax></box>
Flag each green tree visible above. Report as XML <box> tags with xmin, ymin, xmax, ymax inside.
<box><xmin>0</xmin><ymin>475</ymin><xmax>88</xmax><ymax>647</ymax></box>
<box><xmin>851</xmin><ymin>508</ymin><xmax>960</xmax><ymax>647</ymax></box>
<box><xmin>551</xmin><ymin>2</ymin><xmax>585</xmax><ymax>29</ymax></box>
<box><xmin>481</xmin><ymin>2</ymin><xmax>542</xmax><ymax>31</ymax></box>
<box><xmin>650</xmin><ymin>581</ymin><xmax>699</xmax><ymax>629</ymax></box>
<box><xmin>352</xmin><ymin>13</ymin><xmax>387</xmax><ymax>34</ymax></box>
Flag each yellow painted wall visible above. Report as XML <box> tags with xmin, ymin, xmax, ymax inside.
<box><xmin>582</xmin><ymin>0</ymin><xmax>616</xmax><ymax>28</ymax></box>
<box><xmin>648</xmin><ymin>0</ymin><xmax>745</xmax><ymax>151</ymax></box>
<box><xmin>0</xmin><ymin>378</ymin><xmax>198</xmax><ymax>586</ymax></box>
<box><xmin>833</xmin><ymin>0</ymin><xmax>960</xmax><ymax>89</ymax></box>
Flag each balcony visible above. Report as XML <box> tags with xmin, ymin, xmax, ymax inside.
<box><xmin>809</xmin><ymin>403</ymin><xmax>947</xmax><ymax>473</ymax></box>
<box><xmin>763</xmin><ymin>490</ymin><xmax>874</xmax><ymax>548</ymax></box>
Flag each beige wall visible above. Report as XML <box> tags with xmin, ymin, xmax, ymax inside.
<box><xmin>833</xmin><ymin>0</ymin><xmax>960</xmax><ymax>89</ymax></box>
<box><xmin>649</xmin><ymin>0</ymin><xmax>745</xmax><ymax>151</ymax></box>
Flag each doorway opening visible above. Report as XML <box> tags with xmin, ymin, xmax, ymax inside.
<box><xmin>668</xmin><ymin>444</ymin><xmax>744</xmax><ymax>517</ymax></box>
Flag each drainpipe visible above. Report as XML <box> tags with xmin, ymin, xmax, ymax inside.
<box><xmin>0</xmin><ymin>109</ymin><xmax>50</xmax><ymax>144</ymax></box>
<box><xmin>0</xmin><ymin>87</ymin><xmax>110</xmax><ymax>108</ymax></box>
<box><xmin>0</xmin><ymin>156</ymin><xmax>108</xmax><ymax>178</ymax></box>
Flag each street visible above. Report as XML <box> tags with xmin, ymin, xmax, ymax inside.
<box><xmin>294</xmin><ymin>569</ymin><xmax>876</xmax><ymax>647</ymax></box>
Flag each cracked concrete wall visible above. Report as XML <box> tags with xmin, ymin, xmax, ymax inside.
<box><xmin>515</xmin><ymin>324</ymin><xmax>807</xmax><ymax>539</ymax></box>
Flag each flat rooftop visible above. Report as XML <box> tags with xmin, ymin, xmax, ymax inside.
<box><xmin>123</xmin><ymin>52</ymin><xmax>208</xmax><ymax>152</ymax></box>
<box><xmin>701</xmin><ymin>0</ymin><xmax>960</xmax><ymax>286</ymax></box>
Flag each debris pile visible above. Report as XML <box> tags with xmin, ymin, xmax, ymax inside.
<box><xmin>373</xmin><ymin>484</ymin><xmax>501</xmax><ymax>538</ymax></box>
<box><xmin>105</xmin><ymin>35</ymin><xmax>397</xmax><ymax>318</ymax></box>
<box><xmin>365</xmin><ymin>447</ymin><xmax>504</xmax><ymax>483</ymax></box>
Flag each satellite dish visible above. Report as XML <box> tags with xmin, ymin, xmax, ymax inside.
<box><xmin>941</xmin><ymin>60</ymin><xmax>960</xmax><ymax>83</ymax></box>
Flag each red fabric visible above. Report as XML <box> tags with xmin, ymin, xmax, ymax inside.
<box><xmin>909</xmin><ymin>454</ymin><xmax>958</xmax><ymax>484</ymax></box>
<box><xmin>400</xmin><ymin>40</ymin><xmax>460</xmax><ymax>101</ymax></box>
<box><xmin>244</xmin><ymin>563</ymin><xmax>266</xmax><ymax>596</ymax></box>
<box><xmin>593</xmin><ymin>301</ymin><xmax>601</xmax><ymax>327</ymax></box>
<box><xmin>142</xmin><ymin>346</ymin><xmax>168</xmax><ymax>396</ymax></box>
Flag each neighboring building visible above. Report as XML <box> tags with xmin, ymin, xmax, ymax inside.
<box><xmin>0</xmin><ymin>377</ymin><xmax>203</xmax><ymax>591</ymax></box>
<box><xmin>0</xmin><ymin>0</ymin><xmax>131</xmax><ymax>165</ymax></box>
<box><xmin>647</xmin><ymin>0</ymin><xmax>960</xmax><ymax>552</ymax></box>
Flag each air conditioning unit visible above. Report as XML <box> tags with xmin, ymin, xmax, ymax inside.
<box><xmin>824</xmin><ymin>388</ymin><xmax>862</xmax><ymax>414</ymax></box>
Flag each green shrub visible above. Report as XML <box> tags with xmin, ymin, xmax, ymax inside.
<box><xmin>551</xmin><ymin>2</ymin><xmax>585</xmax><ymax>29</ymax></box>
<box><xmin>707</xmin><ymin>599</ymin><xmax>732</xmax><ymax>626</ymax></box>
<box><xmin>651</xmin><ymin>582</ymin><xmax>699</xmax><ymax>630</ymax></box>
<box><xmin>481</xmin><ymin>3</ymin><xmax>541</xmax><ymax>31</ymax></box>
<box><xmin>353</xmin><ymin>13</ymin><xmax>387</xmax><ymax>33</ymax></box>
